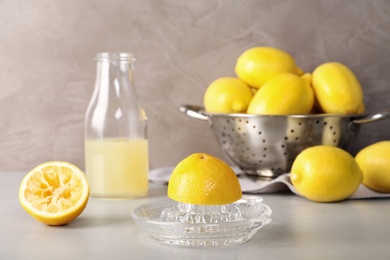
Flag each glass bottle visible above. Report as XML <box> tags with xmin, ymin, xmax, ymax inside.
<box><xmin>84</xmin><ymin>52</ymin><xmax>148</xmax><ymax>199</ymax></box>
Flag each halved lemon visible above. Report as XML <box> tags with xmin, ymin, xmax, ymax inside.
<box><xmin>19</xmin><ymin>161</ymin><xmax>90</xmax><ymax>225</ymax></box>
<box><xmin>168</xmin><ymin>153</ymin><xmax>242</xmax><ymax>205</ymax></box>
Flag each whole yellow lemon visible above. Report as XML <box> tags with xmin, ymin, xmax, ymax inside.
<box><xmin>235</xmin><ymin>46</ymin><xmax>303</xmax><ymax>89</ymax></box>
<box><xmin>203</xmin><ymin>77</ymin><xmax>253</xmax><ymax>113</ymax></box>
<box><xmin>355</xmin><ymin>141</ymin><xmax>390</xmax><ymax>193</ymax></box>
<box><xmin>168</xmin><ymin>153</ymin><xmax>242</xmax><ymax>205</ymax></box>
<box><xmin>312</xmin><ymin>62</ymin><xmax>365</xmax><ymax>114</ymax></box>
<box><xmin>247</xmin><ymin>73</ymin><xmax>314</xmax><ymax>115</ymax></box>
<box><xmin>291</xmin><ymin>146</ymin><xmax>363</xmax><ymax>202</ymax></box>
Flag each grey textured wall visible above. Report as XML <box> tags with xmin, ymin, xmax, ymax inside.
<box><xmin>1</xmin><ymin>0</ymin><xmax>389</xmax><ymax>171</ymax></box>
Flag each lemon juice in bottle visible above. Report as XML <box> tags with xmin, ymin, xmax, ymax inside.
<box><xmin>85</xmin><ymin>138</ymin><xmax>148</xmax><ymax>198</ymax></box>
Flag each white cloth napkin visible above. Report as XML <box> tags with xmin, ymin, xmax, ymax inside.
<box><xmin>149</xmin><ymin>167</ymin><xmax>390</xmax><ymax>200</ymax></box>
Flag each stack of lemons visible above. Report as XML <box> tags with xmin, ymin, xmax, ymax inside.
<box><xmin>204</xmin><ymin>46</ymin><xmax>364</xmax><ymax>115</ymax></box>
<box><xmin>203</xmin><ymin>46</ymin><xmax>390</xmax><ymax>203</ymax></box>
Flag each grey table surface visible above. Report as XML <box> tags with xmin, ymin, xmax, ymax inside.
<box><xmin>1</xmin><ymin>171</ymin><xmax>390</xmax><ymax>260</ymax></box>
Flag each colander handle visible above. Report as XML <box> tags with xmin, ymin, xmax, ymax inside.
<box><xmin>179</xmin><ymin>105</ymin><xmax>209</xmax><ymax>121</ymax></box>
<box><xmin>353</xmin><ymin>110</ymin><xmax>390</xmax><ymax>124</ymax></box>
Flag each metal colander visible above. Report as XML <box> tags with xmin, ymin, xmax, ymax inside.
<box><xmin>181</xmin><ymin>105</ymin><xmax>390</xmax><ymax>177</ymax></box>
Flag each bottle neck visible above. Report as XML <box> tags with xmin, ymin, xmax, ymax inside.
<box><xmin>86</xmin><ymin>53</ymin><xmax>146</xmax><ymax>140</ymax></box>
<box><xmin>94</xmin><ymin>53</ymin><xmax>136</xmax><ymax>98</ymax></box>
<box><xmin>95</xmin><ymin>52</ymin><xmax>135</xmax><ymax>74</ymax></box>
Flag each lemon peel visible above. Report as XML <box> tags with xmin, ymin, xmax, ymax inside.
<box><xmin>235</xmin><ymin>46</ymin><xmax>303</xmax><ymax>89</ymax></box>
<box><xmin>355</xmin><ymin>141</ymin><xmax>390</xmax><ymax>193</ymax></box>
<box><xmin>312</xmin><ymin>62</ymin><xmax>364</xmax><ymax>114</ymax></box>
<box><xmin>168</xmin><ymin>153</ymin><xmax>242</xmax><ymax>205</ymax></box>
<box><xmin>204</xmin><ymin>77</ymin><xmax>253</xmax><ymax>113</ymax></box>
<box><xmin>291</xmin><ymin>146</ymin><xmax>362</xmax><ymax>202</ymax></box>
<box><xmin>247</xmin><ymin>72</ymin><xmax>314</xmax><ymax>115</ymax></box>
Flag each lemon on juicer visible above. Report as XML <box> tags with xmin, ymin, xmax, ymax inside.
<box><xmin>167</xmin><ymin>153</ymin><xmax>242</xmax><ymax>205</ymax></box>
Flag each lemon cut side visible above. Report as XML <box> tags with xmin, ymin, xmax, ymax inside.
<box><xmin>19</xmin><ymin>161</ymin><xmax>90</xmax><ymax>226</ymax></box>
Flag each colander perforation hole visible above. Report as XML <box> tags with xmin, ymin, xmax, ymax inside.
<box><xmin>284</xmin><ymin>137</ymin><xmax>288</xmax><ymax>140</ymax></box>
<box><xmin>246</xmin><ymin>120</ymin><xmax>249</xmax><ymax>124</ymax></box>
<box><xmin>298</xmin><ymin>122</ymin><xmax>302</xmax><ymax>126</ymax></box>
<box><xmin>258</xmin><ymin>131</ymin><xmax>262</xmax><ymax>135</ymax></box>
<box><xmin>290</xmin><ymin>129</ymin><xmax>294</xmax><ymax>133</ymax></box>
<box><xmin>253</xmin><ymin>125</ymin><xmax>256</xmax><ymax>129</ymax></box>
<box><xmin>316</xmin><ymin>120</ymin><xmax>320</xmax><ymax>124</ymax></box>
<box><xmin>262</xmin><ymin>139</ymin><xmax>266</xmax><ymax>143</ymax></box>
